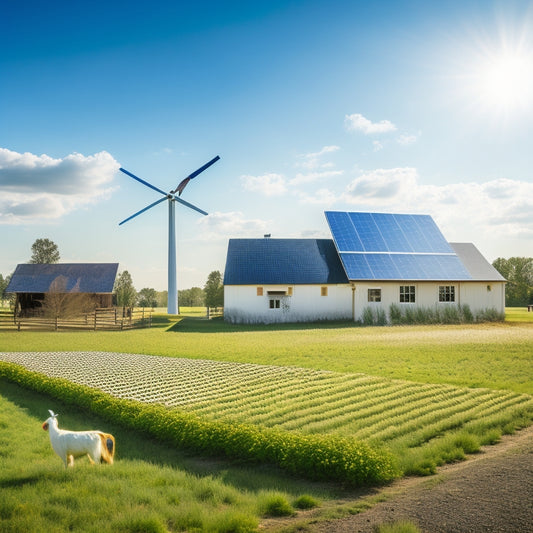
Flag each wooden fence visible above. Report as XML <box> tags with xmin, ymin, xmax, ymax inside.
<box><xmin>0</xmin><ymin>307</ymin><xmax>152</xmax><ymax>332</ymax></box>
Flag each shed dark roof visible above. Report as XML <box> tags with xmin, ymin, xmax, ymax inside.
<box><xmin>223</xmin><ymin>239</ymin><xmax>348</xmax><ymax>285</ymax></box>
<box><xmin>6</xmin><ymin>263</ymin><xmax>119</xmax><ymax>294</ymax></box>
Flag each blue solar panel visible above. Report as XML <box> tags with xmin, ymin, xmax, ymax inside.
<box><xmin>325</xmin><ymin>211</ymin><xmax>472</xmax><ymax>281</ymax></box>
<box><xmin>372</xmin><ymin>213</ymin><xmax>413</xmax><ymax>252</ymax></box>
<box><xmin>223</xmin><ymin>239</ymin><xmax>349</xmax><ymax>285</ymax></box>
<box><xmin>348</xmin><ymin>212</ymin><xmax>388</xmax><ymax>252</ymax></box>
<box><xmin>365</xmin><ymin>254</ymin><xmax>400</xmax><ymax>278</ymax></box>
<box><xmin>6</xmin><ymin>263</ymin><xmax>119</xmax><ymax>293</ymax></box>
<box><xmin>391</xmin><ymin>214</ymin><xmax>431</xmax><ymax>252</ymax></box>
<box><xmin>412</xmin><ymin>216</ymin><xmax>453</xmax><ymax>253</ymax></box>
<box><xmin>339</xmin><ymin>253</ymin><xmax>374</xmax><ymax>279</ymax></box>
<box><xmin>325</xmin><ymin>211</ymin><xmax>364</xmax><ymax>252</ymax></box>
<box><xmin>391</xmin><ymin>253</ymin><xmax>426</xmax><ymax>279</ymax></box>
<box><xmin>339</xmin><ymin>253</ymin><xmax>472</xmax><ymax>280</ymax></box>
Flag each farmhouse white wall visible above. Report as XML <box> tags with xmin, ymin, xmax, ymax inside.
<box><xmin>225</xmin><ymin>281</ymin><xmax>505</xmax><ymax>324</ymax></box>
<box><xmin>224</xmin><ymin>284</ymin><xmax>353</xmax><ymax>324</ymax></box>
<box><xmin>351</xmin><ymin>281</ymin><xmax>505</xmax><ymax>321</ymax></box>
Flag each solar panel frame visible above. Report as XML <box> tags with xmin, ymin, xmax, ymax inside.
<box><xmin>325</xmin><ymin>211</ymin><xmax>472</xmax><ymax>281</ymax></box>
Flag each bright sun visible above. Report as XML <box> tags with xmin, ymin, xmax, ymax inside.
<box><xmin>474</xmin><ymin>49</ymin><xmax>533</xmax><ymax>113</ymax></box>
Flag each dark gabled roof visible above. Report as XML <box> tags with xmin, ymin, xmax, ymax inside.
<box><xmin>450</xmin><ymin>243</ymin><xmax>506</xmax><ymax>281</ymax></box>
<box><xmin>6</xmin><ymin>263</ymin><xmax>119</xmax><ymax>294</ymax></box>
<box><xmin>223</xmin><ymin>239</ymin><xmax>348</xmax><ymax>285</ymax></box>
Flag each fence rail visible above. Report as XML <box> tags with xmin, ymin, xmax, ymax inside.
<box><xmin>0</xmin><ymin>307</ymin><xmax>152</xmax><ymax>332</ymax></box>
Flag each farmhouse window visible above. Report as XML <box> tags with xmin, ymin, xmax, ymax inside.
<box><xmin>269</xmin><ymin>299</ymin><xmax>280</xmax><ymax>309</ymax></box>
<box><xmin>439</xmin><ymin>285</ymin><xmax>455</xmax><ymax>302</ymax></box>
<box><xmin>400</xmin><ymin>285</ymin><xmax>416</xmax><ymax>303</ymax></box>
<box><xmin>368</xmin><ymin>288</ymin><xmax>381</xmax><ymax>302</ymax></box>
<box><xmin>321</xmin><ymin>286</ymin><xmax>328</xmax><ymax>296</ymax></box>
<box><xmin>257</xmin><ymin>287</ymin><xmax>263</xmax><ymax>296</ymax></box>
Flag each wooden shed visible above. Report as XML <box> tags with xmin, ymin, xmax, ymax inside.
<box><xmin>6</xmin><ymin>263</ymin><xmax>119</xmax><ymax>317</ymax></box>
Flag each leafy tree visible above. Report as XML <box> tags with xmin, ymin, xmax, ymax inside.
<box><xmin>157</xmin><ymin>290</ymin><xmax>167</xmax><ymax>308</ymax></box>
<box><xmin>492</xmin><ymin>257</ymin><xmax>533</xmax><ymax>306</ymax></box>
<box><xmin>29</xmin><ymin>238</ymin><xmax>60</xmax><ymax>264</ymax></box>
<box><xmin>178</xmin><ymin>287</ymin><xmax>205</xmax><ymax>307</ymax></box>
<box><xmin>0</xmin><ymin>274</ymin><xmax>14</xmax><ymax>308</ymax></box>
<box><xmin>204</xmin><ymin>270</ymin><xmax>224</xmax><ymax>309</ymax></box>
<box><xmin>0</xmin><ymin>274</ymin><xmax>6</xmax><ymax>306</ymax></box>
<box><xmin>114</xmin><ymin>270</ymin><xmax>137</xmax><ymax>307</ymax></box>
<box><xmin>137</xmin><ymin>287</ymin><xmax>158</xmax><ymax>308</ymax></box>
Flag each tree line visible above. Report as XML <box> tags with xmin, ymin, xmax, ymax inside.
<box><xmin>2</xmin><ymin>238</ymin><xmax>532</xmax><ymax>309</ymax></box>
<box><xmin>492</xmin><ymin>257</ymin><xmax>533</xmax><ymax>307</ymax></box>
<box><xmin>114</xmin><ymin>270</ymin><xmax>223</xmax><ymax>309</ymax></box>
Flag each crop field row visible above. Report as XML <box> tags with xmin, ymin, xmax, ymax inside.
<box><xmin>2</xmin><ymin>350</ymin><xmax>532</xmax><ymax>474</ymax></box>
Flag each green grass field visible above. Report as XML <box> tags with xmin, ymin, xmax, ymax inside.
<box><xmin>1</xmin><ymin>381</ymin><xmax>330</xmax><ymax>533</ymax></box>
<box><xmin>1</xmin><ymin>308</ymin><xmax>532</xmax><ymax>393</ymax></box>
<box><xmin>1</xmin><ymin>307</ymin><xmax>532</xmax><ymax>531</ymax></box>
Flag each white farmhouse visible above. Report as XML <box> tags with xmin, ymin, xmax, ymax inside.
<box><xmin>223</xmin><ymin>212</ymin><xmax>505</xmax><ymax>324</ymax></box>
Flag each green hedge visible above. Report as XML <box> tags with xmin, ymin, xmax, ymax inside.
<box><xmin>0</xmin><ymin>361</ymin><xmax>399</xmax><ymax>486</ymax></box>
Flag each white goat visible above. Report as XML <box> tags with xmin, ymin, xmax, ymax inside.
<box><xmin>42</xmin><ymin>410</ymin><xmax>115</xmax><ymax>467</ymax></box>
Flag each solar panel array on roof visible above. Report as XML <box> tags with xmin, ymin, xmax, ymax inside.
<box><xmin>223</xmin><ymin>239</ymin><xmax>348</xmax><ymax>285</ymax></box>
<box><xmin>325</xmin><ymin>212</ymin><xmax>472</xmax><ymax>281</ymax></box>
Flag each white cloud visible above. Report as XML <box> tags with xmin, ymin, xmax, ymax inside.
<box><xmin>397</xmin><ymin>133</ymin><xmax>418</xmax><ymax>146</ymax></box>
<box><xmin>296</xmin><ymin>188</ymin><xmax>338</xmax><ymax>206</ymax></box>
<box><xmin>0</xmin><ymin>148</ymin><xmax>119</xmax><ymax>224</ymax></box>
<box><xmin>344</xmin><ymin>168</ymin><xmax>418</xmax><ymax>202</ymax></box>
<box><xmin>372</xmin><ymin>140</ymin><xmax>384</xmax><ymax>152</ymax></box>
<box><xmin>290</xmin><ymin>169</ymin><xmax>344</xmax><ymax>186</ymax></box>
<box><xmin>297</xmin><ymin>145</ymin><xmax>340</xmax><ymax>170</ymax></box>
<box><xmin>197</xmin><ymin>211</ymin><xmax>271</xmax><ymax>240</ymax></box>
<box><xmin>344</xmin><ymin>113</ymin><xmax>397</xmax><ymax>135</ymax></box>
<box><xmin>341</xmin><ymin>168</ymin><xmax>533</xmax><ymax>244</ymax></box>
<box><xmin>241</xmin><ymin>173</ymin><xmax>287</xmax><ymax>196</ymax></box>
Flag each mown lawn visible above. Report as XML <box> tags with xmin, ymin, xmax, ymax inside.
<box><xmin>1</xmin><ymin>308</ymin><xmax>532</xmax><ymax>393</ymax></box>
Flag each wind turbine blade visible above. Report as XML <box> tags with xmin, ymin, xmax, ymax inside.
<box><xmin>171</xmin><ymin>155</ymin><xmax>220</xmax><ymax>194</ymax></box>
<box><xmin>119</xmin><ymin>197</ymin><xmax>167</xmax><ymax>225</ymax></box>
<box><xmin>186</xmin><ymin>155</ymin><xmax>220</xmax><ymax>180</ymax></box>
<box><xmin>173</xmin><ymin>195</ymin><xmax>208</xmax><ymax>216</ymax></box>
<box><xmin>119</xmin><ymin>168</ymin><xmax>168</xmax><ymax>197</ymax></box>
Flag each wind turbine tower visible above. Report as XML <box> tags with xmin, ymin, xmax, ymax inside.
<box><xmin>118</xmin><ymin>156</ymin><xmax>220</xmax><ymax>314</ymax></box>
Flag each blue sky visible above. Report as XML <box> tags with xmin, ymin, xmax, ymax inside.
<box><xmin>1</xmin><ymin>0</ymin><xmax>532</xmax><ymax>291</ymax></box>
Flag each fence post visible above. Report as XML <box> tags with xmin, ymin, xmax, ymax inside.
<box><xmin>94</xmin><ymin>310</ymin><xmax>97</xmax><ymax>330</ymax></box>
<box><xmin>55</xmin><ymin>315</ymin><xmax>58</xmax><ymax>331</ymax></box>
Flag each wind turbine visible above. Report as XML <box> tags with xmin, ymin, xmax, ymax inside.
<box><xmin>118</xmin><ymin>155</ymin><xmax>220</xmax><ymax>314</ymax></box>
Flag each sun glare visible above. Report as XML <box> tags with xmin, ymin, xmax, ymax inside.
<box><xmin>453</xmin><ymin>16</ymin><xmax>533</xmax><ymax>121</ymax></box>
<box><xmin>475</xmin><ymin>49</ymin><xmax>533</xmax><ymax>112</ymax></box>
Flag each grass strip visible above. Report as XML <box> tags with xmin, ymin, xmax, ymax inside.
<box><xmin>0</xmin><ymin>361</ymin><xmax>399</xmax><ymax>486</ymax></box>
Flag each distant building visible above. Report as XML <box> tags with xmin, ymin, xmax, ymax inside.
<box><xmin>6</xmin><ymin>263</ymin><xmax>119</xmax><ymax>316</ymax></box>
<box><xmin>223</xmin><ymin>212</ymin><xmax>505</xmax><ymax>324</ymax></box>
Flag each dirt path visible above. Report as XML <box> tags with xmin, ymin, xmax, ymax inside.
<box><xmin>306</xmin><ymin>425</ymin><xmax>533</xmax><ymax>532</ymax></box>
